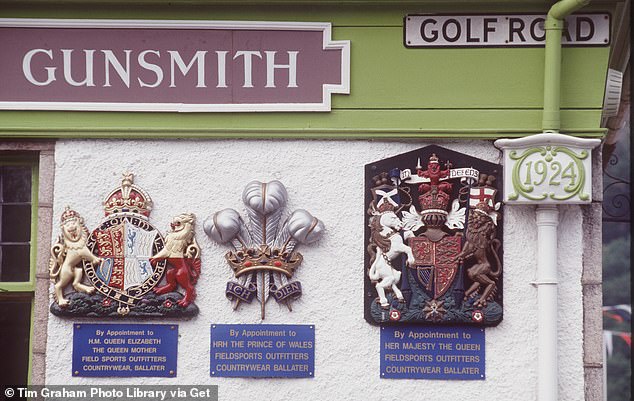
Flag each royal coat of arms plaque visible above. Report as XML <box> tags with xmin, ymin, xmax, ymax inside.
<box><xmin>49</xmin><ymin>173</ymin><xmax>201</xmax><ymax>317</ymax></box>
<box><xmin>364</xmin><ymin>145</ymin><xmax>503</xmax><ymax>326</ymax></box>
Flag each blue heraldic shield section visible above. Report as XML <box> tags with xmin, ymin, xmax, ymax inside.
<box><xmin>89</xmin><ymin>214</ymin><xmax>165</xmax><ymax>307</ymax></box>
<box><xmin>364</xmin><ymin>145</ymin><xmax>504</xmax><ymax>326</ymax></box>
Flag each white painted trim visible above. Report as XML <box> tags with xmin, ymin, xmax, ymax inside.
<box><xmin>0</xmin><ymin>18</ymin><xmax>351</xmax><ymax>113</ymax></box>
<box><xmin>494</xmin><ymin>132</ymin><xmax>602</xmax><ymax>149</ymax></box>
<box><xmin>0</xmin><ymin>18</ymin><xmax>327</xmax><ymax>30</ymax></box>
<box><xmin>0</xmin><ymin>101</ymin><xmax>335</xmax><ymax>112</ymax></box>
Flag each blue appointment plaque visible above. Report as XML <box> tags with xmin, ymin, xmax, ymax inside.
<box><xmin>210</xmin><ymin>324</ymin><xmax>315</xmax><ymax>378</ymax></box>
<box><xmin>72</xmin><ymin>323</ymin><xmax>178</xmax><ymax>377</ymax></box>
<box><xmin>381</xmin><ymin>326</ymin><xmax>485</xmax><ymax>380</ymax></box>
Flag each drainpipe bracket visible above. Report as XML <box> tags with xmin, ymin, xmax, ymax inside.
<box><xmin>530</xmin><ymin>280</ymin><xmax>559</xmax><ymax>287</ymax></box>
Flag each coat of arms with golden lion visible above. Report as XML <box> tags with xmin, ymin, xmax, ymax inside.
<box><xmin>49</xmin><ymin>173</ymin><xmax>201</xmax><ymax>318</ymax></box>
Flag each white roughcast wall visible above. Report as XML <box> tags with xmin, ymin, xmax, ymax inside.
<box><xmin>47</xmin><ymin>139</ymin><xmax>585</xmax><ymax>401</ymax></box>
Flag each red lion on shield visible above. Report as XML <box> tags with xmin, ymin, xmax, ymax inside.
<box><xmin>151</xmin><ymin>213</ymin><xmax>201</xmax><ymax>307</ymax></box>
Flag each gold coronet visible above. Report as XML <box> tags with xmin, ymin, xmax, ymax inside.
<box><xmin>225</xmin><ymin>245</ymin><xmax>303</xmax><ymax>278</ymax></box>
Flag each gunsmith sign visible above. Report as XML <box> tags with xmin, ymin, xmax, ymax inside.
<box><xmin>0</xmin><ymin>19</ymin><xmax>350</xmax><ymax>112</ymax></box>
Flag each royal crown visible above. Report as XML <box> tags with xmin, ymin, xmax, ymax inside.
<box><xmin>103</xmin><ymin>172</ymin><xmax>153</xmax><ymax>217</ymax></box>
<box><xmin>418</xmin><ymin>187</ymin><xmax>450</xmax><ymax>213</ymax></box>
<box><xmin>418</xmin><ymin>189</ymin><xmax>450</xmax><ymax>227</ymax></box>
<box><xmin>225</xmin><ymin>245</ymin><xmax>303</xmax><ymax>278</ymax></box>
<box><xmin>60</xmin><ymin>205</ymin><xmax>82</xmax><ymax>224</ymax></box>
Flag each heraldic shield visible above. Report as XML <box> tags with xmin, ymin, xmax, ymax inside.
<box><xmin>364</xmin><ymin>145</ymin><xmax>504</xmax><ymax>326</ymax></box>
<box><xmin>49</xmin><ymin>173</ymin><xmax>200</xmax><ymax>318</ymax></box>
<box><xmin>88</xmin><ymin>214</ymin><xmax>165</xmax><ymax>304</ymax></box>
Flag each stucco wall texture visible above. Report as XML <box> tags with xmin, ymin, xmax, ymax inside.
<box><xmin>47</xmin><ymin>139</ymin><xmax>586</xmax><ymax>401</ymax></box>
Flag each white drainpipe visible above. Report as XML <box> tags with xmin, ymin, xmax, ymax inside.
<box><xmin>538</xmin><ymin>1</ymin><xmax>589</xmax><ymax>399</ymax></box>
<box><xmin>535</xmin><ymin>205</ymin><xmax>560</xmax><ymax>401</ymax></box>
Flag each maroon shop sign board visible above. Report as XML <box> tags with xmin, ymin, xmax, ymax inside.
<box><xmin>0</xmin><ymin>19</ymin><xmax>350</xmax><ymax>112</ymax></box>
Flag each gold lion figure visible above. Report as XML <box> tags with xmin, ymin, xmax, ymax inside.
<box><xmin>49</xmin><ymin>206</ymin><xmax>102</xmax><ymax>307</ymax></box>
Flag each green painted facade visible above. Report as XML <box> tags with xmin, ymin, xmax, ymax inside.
<box><xmin>0</xmin><ymin>1</ymin><xmax>616</xmax><ymax>138</ymax></box>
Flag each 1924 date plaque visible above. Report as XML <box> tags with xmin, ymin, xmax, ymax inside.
<box><xmin>365</xmin><ymin>145</ymin><xmax>504</xmax><ymax>326</ymax></box>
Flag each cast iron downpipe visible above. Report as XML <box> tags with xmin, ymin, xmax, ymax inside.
<box><xmin>537</xmin><ymin>1</ymin><xmax>589</xmax><ymax>401</ymax></box>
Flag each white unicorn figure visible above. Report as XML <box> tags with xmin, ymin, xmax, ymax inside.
<box><xmin>367</xmin><ymin>207</ymin><xmax>415</xmax><ymax>308</ymax></box>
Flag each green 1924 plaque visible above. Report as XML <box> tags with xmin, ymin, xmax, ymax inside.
<box><xmin>495</xmin><ymin>133</ymin><xmax>601</xmax><ymax>204</ymax></box>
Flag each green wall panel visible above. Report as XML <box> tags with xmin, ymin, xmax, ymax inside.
<box><xmin>334</xmin><ymin>27</ymin><xmax>609</xmax><ymax>109</ymax></box>
<box><xmin>0</xmin><ymin>109</ymin><xmax>604</xmax><ymax>138</ymax></box>
<box><xmin>0</xmin><ymin>1</ymin><xmax>615</xmax><ymax>138</ymax></box>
